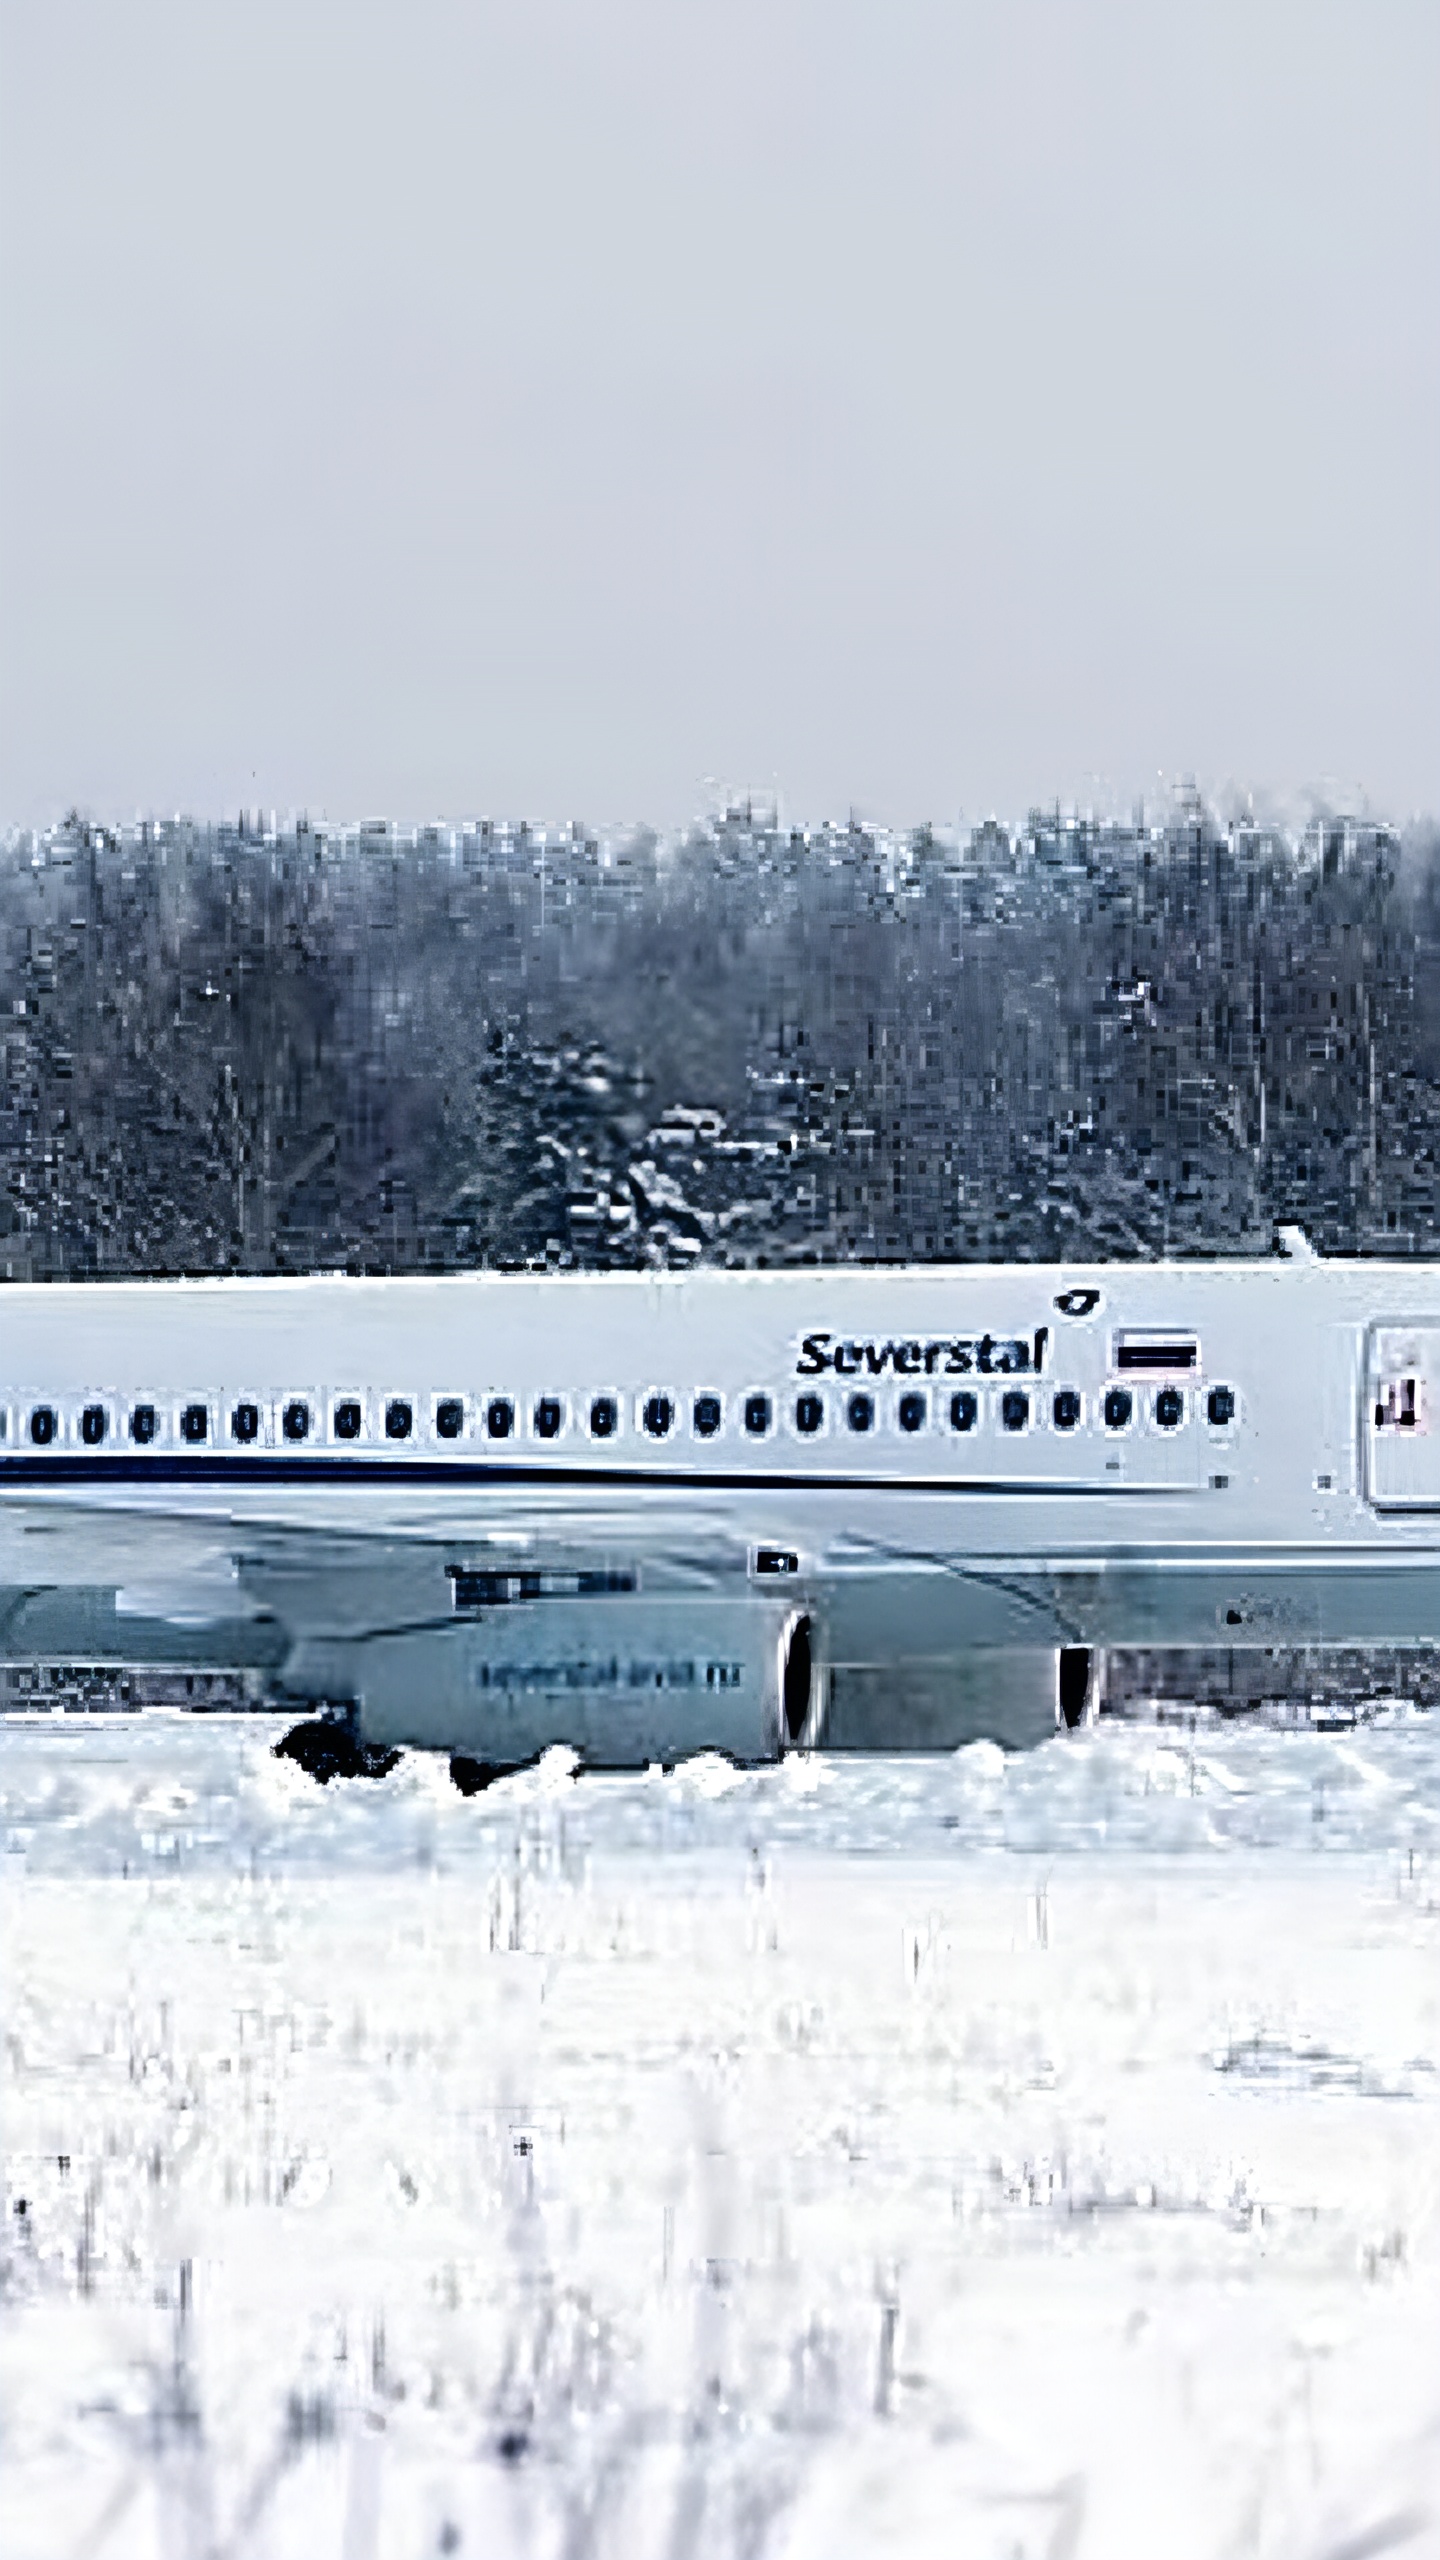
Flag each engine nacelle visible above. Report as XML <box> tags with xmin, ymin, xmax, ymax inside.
<box><xmin>823</xmin><ymin>1645</ymin><xmax>1105</xmax><ymax>1751</ymax></box>
<box><xmin>289</xmin><ymin>1597</ymin><xmax>824</xmax><ymax>1769</ymax></box>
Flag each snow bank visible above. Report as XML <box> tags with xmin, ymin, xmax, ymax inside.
<box><xmin>3</xmin><ymin>1706</ymin><xmax>1438</xmax><ymax>1878</ymax></box>
<box><xmin>3</xmin><ymin>1710</ymin><xmax>1438</xmax><ymax>2557</ymax></box>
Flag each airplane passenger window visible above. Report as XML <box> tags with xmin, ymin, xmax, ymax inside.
<box><xmin>131</xmin><ymin>1403</ymin><xmax>157</xmax><ymax>1445</ymax></box>
<box><xmin>795</xmin><ymin>1392</ymin><xmax>823</xmax><ymax>1435</ymax></box>
<box><xmin>435</xmin><ymin>1398</ymin><xmax>464</xmax><ymax>1439</ymax></box>
<box><xmin>333</xmin><ymin>1400</ymin><xmax>362</xmax><ymax>1440</ymax></box>
<box><xmin>643</xmin><ymin>1393</ymin><xmax>673</xmax><ymax>1438</ymax></box>
<box><xmin>232</xmin><ymin>1402</ymin><xmax>259</xmax><ymax>1444</ymax></box>
<box><xmin>533</xmin><ymin>1396</ymin><xmax>563</xmax><ymax>1439</ymax></box>
<box><xmin>283</xmin><ymin>1399</ymin><xmax>310</xmax><ymax>1443</ymax></box>
<box><xmin>590</xmin><ymin>1394</ymin><xmax>617</xmax><ymax>1438</ymax></box>
<box><xmin>28</xmin><ymin>1405</ymin><xmax>56</xmax><ymax>1446</ymax></box>
<box><xmin>386</xmin><ymin>1399</ymin><xmax>414</xmax><ymax>1441</ymax></box>
<box><xmin>744</xmin><ymin>1392</ymin><xmax>771</xmax><ymax>1436</ymax></box>
<box><xmin>486</xmin><ymin>1398</ymin><xmax>514</xmax><ymax>1439</ymax></box>
<box><xmin>181</xmin><ymin>1404</ymin><xmax>208</xmax><ymax>1445</ymax></box>
<box><xmin>1103</xmin><ymin>1387</ymin><xmax>1132</xmax><ymax>1430</ymax></box>
<box><xmin>950</xmin><ymin>1390</ymin><xmax>978</xmax><ymax>1432</ymax></box>
<box><xmin>1002</xmin><ymin>1389</ymin><xmax>1029</xmax><ymax>1431</ymax></box>
<box><xmin>1053</xmin><ymin>1388</ymin><xmax>1081</xmax><ymax>1431</ymax></box>
<box><xmin>1375</xmin><ymin>1375</ymin><xmax>1421</xmax><ymax>1430</ymax></box>
<box><xmin>898</xmin><ymin>1391</ymin><xmax>926</xmax><ymax>1433</ymax></box>
<box><xmin>81</xmin><ymin>1405</ymin><xmax>106</xmax><ymax>1446</ymax></box>
<box><xmin>693</xmin><ymin>1393</ymin><xmax>722</xmax><ymax>1437</ymax></box>
<box><xmin>1155</xmin><ymin>1386</ymin><xmax>1184</xmax><ymax>1430</ymax></box>
<box><xmin>847</xmin><ymin>1391</ymin><xmax>873</xmax><ymax>1433</ymax></box>
<box><xmin>1207</xmin><ymin>1385</ymin><xmax>1235</xmax><ymax>1427</ymax></box>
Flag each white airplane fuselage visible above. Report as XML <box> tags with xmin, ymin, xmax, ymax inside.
<box><xmin>2</xmin><ymin>1255</ymin><xmax>1438</xmax><ymax>1761</ymax></box>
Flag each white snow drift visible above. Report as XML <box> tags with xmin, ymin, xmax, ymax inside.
<box><xmin>2</xmin><ymin>1710</ymin><xmax>1438</xmax><ymax>2558</ymax></box>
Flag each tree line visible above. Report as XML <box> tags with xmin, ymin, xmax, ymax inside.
<box><xmin>2</xmin><ymin>800</ymin><xmax>1437</xmax><ymax>1278</ymax></box>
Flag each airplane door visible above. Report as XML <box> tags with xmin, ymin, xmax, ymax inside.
<box><xmin>1365</xmin><ymin>1322</ymin><xmax>1440</xmax><ymax>1508</ymax></box>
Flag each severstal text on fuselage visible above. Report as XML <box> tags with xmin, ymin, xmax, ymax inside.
<box><xmin>797</xmin><ymin>1328</ymin><xmax>1049</xmax><ymax>1379</ymax></box>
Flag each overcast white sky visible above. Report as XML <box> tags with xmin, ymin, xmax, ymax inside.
<box><xmin>1</xmin><ymin>2</ymin><xmax>1436</xmax><ymax>836</ymax></box>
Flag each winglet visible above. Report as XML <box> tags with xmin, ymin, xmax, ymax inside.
<box><xmin>1275</xmin><ymin>1225</ymin><xmax>1319</xmax><ymax>1262</ymax></box>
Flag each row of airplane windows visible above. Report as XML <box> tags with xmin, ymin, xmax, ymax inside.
<box><xmin>2</xmin><ymin>1381</ymin><xmax>1238</xmax><ymax>1448</ymax></box>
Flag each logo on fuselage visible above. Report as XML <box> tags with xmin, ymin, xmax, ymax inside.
<box><xmin>796</xmin><ymin>1328</ymin><xmax>1049</xmax><ymax>1379</ymax></box>
<box><xmin>1054</xmin><ymin>1287</ymin><xmax>1102</xmax><ymax>1318</ymax></box>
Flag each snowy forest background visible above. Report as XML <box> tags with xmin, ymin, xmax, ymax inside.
<box><xmin>3</xmin><ymin>798</ymin><xmax>1439</xmax><ymax>1281</ymax></box>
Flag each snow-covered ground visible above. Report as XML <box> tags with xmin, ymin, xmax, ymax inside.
<box><xmin>3</xmin><ymin>1710</ymin><xmax>1439</xmax><ymax>2559</ymax></box>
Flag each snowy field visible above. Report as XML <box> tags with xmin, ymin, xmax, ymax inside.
<box><xmin>3</xmin><ymin>1710</ymin><xmax>1439</xmax><ymax>2560</ymax></box>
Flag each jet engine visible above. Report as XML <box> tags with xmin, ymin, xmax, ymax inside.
<box><xmin>282</xmin><ymin>1595</ymin><xmax>824</xmax><ymax>1772</ymax></box>
<box><xmin>822</xmin><ymin>1644</ymin><xmax>1105</xmax><ymax>1750</ymax></box>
